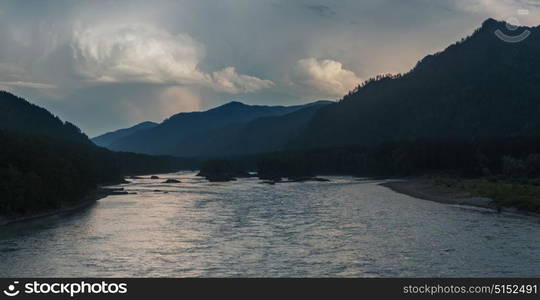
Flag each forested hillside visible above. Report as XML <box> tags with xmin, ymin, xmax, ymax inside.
<box><xmin>166</xmin><ymin>101</ymin><xmax>331</xmax><ymax>157</ymax></box>
<box><xmin>293</xmin><ymin>19</ymin><xmax>540</xmax><ymax>149</ymax></box>
<box><xmin>0</xmin><ymin>91</ymin><xmax>90</xmax><ymax>143</ymax></box>
<box><xmin>103</xmin><ymin>100</ymin><xmax>330</xmax><ymax>156</ymax></box>
<box><xmin>0</xmin><ymin>93</ymin><xmax>191</xmax><ymax>217</ymax></box>
<box><xmin>92</xmin><ymin>121</ymin><xmax>158</xmax><ymax>148</ymax></box>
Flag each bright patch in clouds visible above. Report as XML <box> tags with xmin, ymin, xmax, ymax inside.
<box><xmin>72</xmin><ymin>23</ymin><xmax>273</xmax><ymax>94</ymax></box>
<box><xmin>0</xmin><ymin>81</ymin><xmax>56</xmax><ymax>89</ymax></box>
<box><xmin>455</xmin><ymin>0</ymin><xmax>540</xmax><ymax>26</ymax></box>
<box><xmin>3</xmin><ymin>0</ymin><xmax>539</xmax><ymax>136</ymax></box>
<box><xmin>211</xmin><ymin>67</ymin><xmax>274</xmax><ymax>94</ymax></box>
<box><xmin>293</xmin><ymin>58</ymin><xmax>362</xmax><ymax>97</ymax></box>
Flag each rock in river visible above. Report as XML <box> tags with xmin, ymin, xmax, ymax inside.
<box><xmin>163</xmin><ymin>179</ymin><xmax>181</xmax><ymax>183</ymax></box>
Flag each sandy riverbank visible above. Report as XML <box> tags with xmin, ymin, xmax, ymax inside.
<box><xmin>381</xmin><ymin>178</ymin><xmax>540</xmax><ymax>218</ymax></box>
<box><xmin>380</xmin><ymin>179</ymin><xmax>498</xmax><ymax>210</ymax></box>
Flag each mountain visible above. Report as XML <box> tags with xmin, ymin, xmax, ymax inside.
<box><xmin>108</xmin><ymin>18</ymin><xmax>540</xmax><ymax>158</ymax></box>
<box><xmin>105</xmin><ymin>100</ymin><xmax>331</xmax><ymax>156</ymax></box>
<box><xmin>176</xmin><ymin>100</ymin><xmax>331</xmax><ymax>157</ymax></box>
<box><xmin>0</xmin><ymin>91</ymin><xmax>89</xmax><ymax>143</ymax></box>
<box><xmin>293</xmin><ymin>19</ymin><xmax>540</xmax><ymax>149</ymax></box>
<box><xmin>0</xmin><ymin>92</ymin><xmax>189</xmax><ymax>217</ymax></box>
<box><xmin>92</xmin><ymin>121</ymin><xmax>158</xmax><ymax>147</ymax></box>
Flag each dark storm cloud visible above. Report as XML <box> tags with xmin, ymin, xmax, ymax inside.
<box><xmin>305</xmin><ymin>4</ymin><xmax>336</xmax><ymax>17</ymax></box>
<box><xmin>0</xmin><ymin>0</ymin><xmax>538</xmax><ymax>136</ymax></box>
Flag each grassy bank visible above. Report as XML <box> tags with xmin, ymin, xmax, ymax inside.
<box><xmin>382</xmin><ymin>176</ymin><xmax>540</xmax><ymax>214</ymax></box>
<box><xmin>433</xmin><ymin>177</ymin><xmax>540</xmax><ymax>213</ymax></box>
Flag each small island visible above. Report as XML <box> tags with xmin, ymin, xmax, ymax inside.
<box><xmin>163</xmin><ymin>179</ymin><xmax>181</xmax><ymax>183</ymax></box>
<box><xmin>197</xmin><ymin>159</ymin><xmax>251</xmax><ymax>182</ymax></box>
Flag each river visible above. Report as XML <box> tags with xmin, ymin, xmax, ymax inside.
<box><xmin>0</xmin><ymin>172</ymin><xmax>538</xmax><ymax>277</ymax></box>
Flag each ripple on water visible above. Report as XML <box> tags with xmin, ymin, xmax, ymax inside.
<box><xmin>0</xmin><ymin>172</ymin><xmax>539</xmax><ymax>277</ymax></box>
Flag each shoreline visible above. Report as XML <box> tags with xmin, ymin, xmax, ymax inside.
<box><xmin>380</xmin><ymin>179</ymin><xmax>540</xmax><ymax>218</ymax></box>
<box><xmin>0</xmin><ymin>187</ymin><xmax>119</xmax><ymax>226</ymax></box>
<box><xmin>0</xmin><ymin>170</ymin><xmax>171</xmax><ymax>226</ymax></box>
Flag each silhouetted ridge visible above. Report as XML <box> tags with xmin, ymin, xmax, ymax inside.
<box><xmin>92</xmin><ymin>121</ymin><xmax>158</xmax><ymax>147</ymax></box>
<box><xmin>0</xmin><ymin>92</ymin><xmax>192</xmax><ymax>217</ymax></box>
<box><xmin>293</xmin><ymin>19</ymin><xmax>540</xmax><ymax>149</ymax></box>
<box><xmin>171</xmin><ymin>100</ymin><xmax>332</xmax><ymax>157</ymax></box>
<box><xmin>105</xmin><ymin>100</ymin><xmax>332</xmax><ymax>156</ymax></box>
<box><xmin>216</xmin><ymin>100</ymin><xmax>246</xmax><ymax>108</ymax></box>
<box><xmin>0</xmin><ymin>91</ymin><xmax>90</xmax><ymax>143</ymax></box>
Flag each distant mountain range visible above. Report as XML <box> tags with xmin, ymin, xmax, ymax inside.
<box><xmin>171</xmin><ymin>100</ymin><xmax>332</xmax><ymax>157</ymax></box>
<box><xmin>93</xmin><ymin>100</ymin><xmax>332</xmax><ymax>156</ymax></box>
<box><xmin>3</xmin><ymin>17</ymin><xmax>540</xmax><ymax>215</ymax></box>
<box><xmin>95</xmin><ymin>19</ymin><xmax>540</xmax><ymax>159</ymax></box>
<box><xmin>92</xmin><ymin>121</ymin><xmax>158</xmax><ymax>148</ymax></box>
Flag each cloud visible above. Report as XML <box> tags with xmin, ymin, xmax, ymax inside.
<box><xmin>157</xmin><ymin>86</ymin><xmax>202</xmax><ymax>116</ymax></box>
<box><xmin>71</xmin><ymin>23</ymin><xmax>273</xmax><ymax>94</ymax></box>
<box><xmin>0</xmin><ymin>81</ymin><xmax>56</xmax><ymax>89</ymax></box>
<box><xmin>292</xmin><ymin>58</ymin><xmax>362</xmax><ymax>97</ymax></box>
<box><xmin>72</xmin><ymin>23</ymin><xmax>205</xmax><ymax>84</ymax></box>
<box><xmin>453</xmin><ymin>0</ymin><xmax>540</xmax><ymax>25</ymax></box>
<box><xmin>0</xmin><ymin>63</ymin><xmax>29</xmax><ymax>82</ymax></box>
<box><xmin>5</xmin><ymin>0</ymin><xmax>540</xmax><ymax>135</ymax></box>
<box><xmin>210</xmin><ymin>67</ymin><xmax>274</xmax><ymax>94</ymax></box>
<box><xmin>120</xmin><ymin>86</ymin><xmax>202</xmax><ymax>124</ymax></box>
<box><xmin>305</xmin><ymin>4</ymin><xmax>336</xmax><ymax>17</ymax></box>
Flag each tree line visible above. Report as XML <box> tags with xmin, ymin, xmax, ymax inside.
<box><xmin>257</xmin><ymin>137</ymin><xmax>540</xmax><ymax>180</ymax></box>
<box><xmin>0</xmin><ymin>130</ymin><xmax>193</xmax><ymax>216</ymax></box>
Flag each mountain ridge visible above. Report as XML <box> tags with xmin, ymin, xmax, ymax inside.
<box><xmin>92</xmin><ymin>121</ymin><xmax>158</xmax><ymax>147</ymax></box>
<box><xmin>0</xmin><ymin>91</ymin><xmax>90</xmax><ymax>144</ymax></box>
<box><xmin>104</xmin><ymin>100</ymin><xmax>332</xmax><ymax>155</ymax></box>
<box><xmin>0</xmin><ymin>92</ymin><xmax>190</xmax><ymax>217</ymax></box>
<box><xmin>290</xmin><ymin>19</ymin><xmax>540</xmax><ymax>150</ymax></box>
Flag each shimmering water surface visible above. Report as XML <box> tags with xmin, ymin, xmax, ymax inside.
<box><xmin>0</xmin><ymin>172</ymin><xmax>539</xmax><ymax>277</ymax></box>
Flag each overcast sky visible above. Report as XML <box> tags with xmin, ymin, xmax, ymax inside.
<box><xmin>0</xmin><ymin>0</ymin><xmax>539</xmax><ymax>136</ymax></box>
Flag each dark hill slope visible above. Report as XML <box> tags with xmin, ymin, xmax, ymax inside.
<box><xmin>294</xmin><ymin>19</ymin><xmax>540</xmax><ymax>149</ymax></box>
<box><xmin>0</xmin><ymin>91</ymin><xmax>89</xmax><ymax>143</ymax></box>
<box><xmin>107</xmin><ymin>100</ymin><xmax>330</xmax><ymax>155</ymax></box>
<box><xmin>0</xmin><ymin>93</ymin><xmax>190</xmax><ymax>217</ymax></box>
<box><xmin>92</xmin><ymin>121</ymin><xmax>158</xmax><ymax>147</ymax></box>
<box><xmin>177</xmin><ymin>100</ymin><xmax>332</xmax><ymax>157</ymax></box>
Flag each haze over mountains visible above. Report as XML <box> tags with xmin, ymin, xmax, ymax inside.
<box><xmin>93</xmin><ymin>100</ymin><xmax>332</xmax><ymax>157</ymax></box>
<box><xmin>93</xmin><ymin>19</ymin><xmax>540</xmax><ymax>159</ymax></box>
<box><xmin>1</xmin><ymin>18</ymin><xmax>538</xmax><ymax>163</ymax></box>
<box><xmin>92</xmin><ymin>121</ymin><xmax>158</xmax><ymax>148</ymax></box>
<box><xmin>183</xmin><ymin>101</ymin><xmax>332</xmax><ymax>157</ymax></box>
<box><xmin>2</xmin><ymin>18</ymin><xmax>540</xmax><ymax>216</ymax></box>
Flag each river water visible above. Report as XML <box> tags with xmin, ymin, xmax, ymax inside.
<box><xmin>0</xmin><ymin>172</ymin><xmax>538</xmax><ymax>277</ymax></box>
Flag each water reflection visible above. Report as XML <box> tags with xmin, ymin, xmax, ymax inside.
<box><xmin>0</xmin><ymin>172</ymin><xmax>539</xmax><ymax>277</ymax></box>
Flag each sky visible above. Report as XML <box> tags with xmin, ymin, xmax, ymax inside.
<box><xmin>0</xmin><ymin>0</ymin><xmax>539</xmax><ymax>137</ymax></box>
